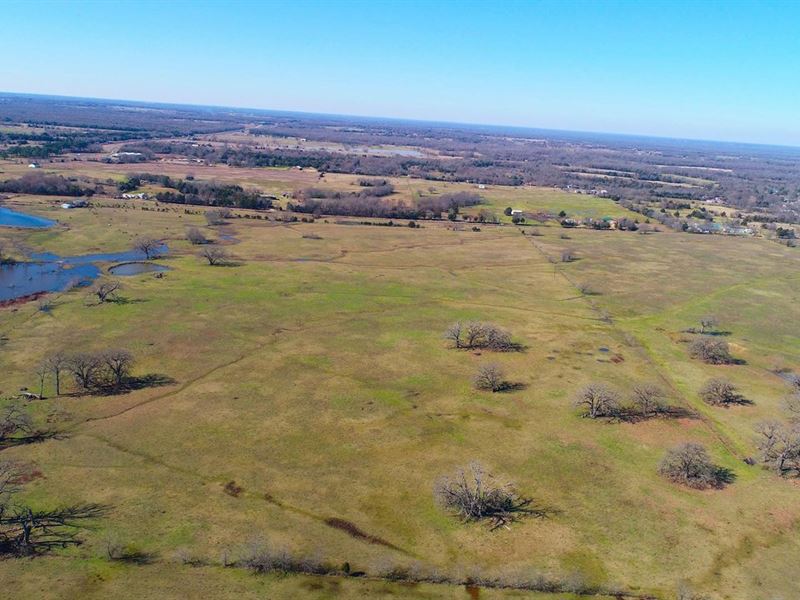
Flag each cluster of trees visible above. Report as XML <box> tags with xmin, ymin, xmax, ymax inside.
<box><xmin>573</xmin><ymin>382</ymin><xmax>674</xmax><ymax>420</ymax></box>
<box><xmin>37</xmin><ymin>349</ymin><xmax>135</xmax><ymax>396</ymax></box>
<box><xmin>0</xmin><ymin>127</ymin><xmax>138</xmax><ymax>159</ymax></box>
<box><xmin>124</xmin><ymin>173</ymin><xmax>271</xmax><ymax>210</ymax></box>
<box><xmin>444</xmin><ymin>321</ymin><xmax>516</xmax><ymax>351</ymax></box>
<box><xmin>572</xmin><ymin>386</ymin><xmax>734</xmax><ymax>489</ymax></box>
<box><xmin>0</xmin><ymin>173</ymin><xmax>94</xmax><ymax>196</ymax></box>
<box><xmin>288</xmin><ymin>190</ymin><xmax>482</xmax><ymax>220</ymax></box>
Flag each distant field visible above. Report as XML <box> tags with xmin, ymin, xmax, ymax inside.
<box><xmin>0</xmin><ymin>181</ymin><xmax>798</xmax><ymax>599</ymax></box>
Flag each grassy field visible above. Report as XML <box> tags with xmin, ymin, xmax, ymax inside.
<box><xmin>0</xmin><ymin>178</ymin><xmax>798</xmax><ymax>599</ymax></box>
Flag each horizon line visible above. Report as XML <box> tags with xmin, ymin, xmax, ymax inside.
<box><xmin>2</xmin><ymin>89</ymin><xmax>799</xmax><ymax>152</ymax></box>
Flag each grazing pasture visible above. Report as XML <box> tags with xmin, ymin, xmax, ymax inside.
<box><xmin>0</xmin><ymin>183</ymin><xmax>798</xmax><ymax>599</ymax></box>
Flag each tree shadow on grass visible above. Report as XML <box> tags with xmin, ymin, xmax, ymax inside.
<box><xmin>713</xmin><ymin>466</ymin><xmax>737</xmax><ymax>487</ymax></box>
<box><xmin>0</xmin><ymin>430</ymin><xmax>66</xmax><ymax>451</ymax></box>
<box><xmin>614</xmin><ymin>405</ymin><xmax>700</xmax><ymax>423</ymax></box>
<box><xmin>99</xmin><ymin>374</ymin><xmax>177</xmax><ymax>396</ymax></box>
<box><xmin>106</xmin><ymin>296</ymin><xmax>149</xmax><ymax>306</ymax></box>
<box><xmin>495</xmin><ymin>381</ymin><xmax>529</xmax><ymax>393</ymax></box>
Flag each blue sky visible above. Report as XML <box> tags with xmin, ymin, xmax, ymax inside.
<box><xmin>3</xmin><ymin>0</ymin><xmax>799</xmax><ymax>145</ymax></box>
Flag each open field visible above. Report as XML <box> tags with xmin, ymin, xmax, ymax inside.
<box><xmin>0</xmin><ymin>180</ymin><xmax>798</xmax><ymax>599</ymax></box>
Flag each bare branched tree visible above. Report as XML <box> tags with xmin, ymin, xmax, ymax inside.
<box><xmin>434</xmin><ymin>462</ymin><xmax>545</xmax><ymax>530</ymax></box>
<box><xmin>573</xmin><ymin>383</ymin><xmax>620</xmax><ymax>419</ymax></box>
<box><xmin>689</xmin><ymin>336</ymin><xmax>733</xmax><ymax>364</ymax></box>
<box><xmin>658</xmin><ymin>443</ymin><xmax>726</xmax><ymax>489</ymax></box>
<box><xmin>102</xmin><ymin>349</ymin><xmax>134</xmax><ymax>390</ymax></box>
<box><xmin>0</xmin><ymin>404</ymin><xmax>33</xmax><ymax>442</ymax></box>
<box><xmin>201</xmin><ymin>246</ymin><xmax>229</xmax><ymax>266</ymax></box>
<box><xmin>755</xmin><ymin>421</ymin><xmax>800</xmax><ymax>477</ymax></box>
<box><xmin>450</xmin><ymin>321</ymin><xmax>516</xmax><ymax>351</ymax></box>
<box><xmin>44</xmin><ymin>352</ymin><xmax>68</xmax><ymax>396</ymax></box>
<box><xmin>204</xmin><ymin>208</ymin><xmax>231</xmax><ymax>226</ymax></box>
<box><xmin>67</xmin><ymin>353</ymin><xmax>103</xmax><ymax>391</ymax></box>
<box><xmin>782</xmin><ymin>393</ymin><xmax>800</xmax><ymax>422</ymax></box>
<box><xmin>93</xmin><ymin>280</ymin><xmax>121</xmax><ymax>304</ymax></box>
<box><xmin>699</xmin><ymin>316</ymin><xmax>718</xmax><ymax>333</ymax></box>
<box><xmin>473</xmin><ymin>363</ymin><xmax>505</xmax><ymax>392</ymax></box>
<box><xmin>631</xmin><ymin>383</ymin><xmax>667</xmax><ymax>417</ymax></box>
<box><xmin>0</xmin><ymin>503</ymin><xmax>108</xmax><ymax>556</ymax></box>
<box><xmin>700</xmin><ymin>378</ymin><xmax>745</xmax><ymax>406</ymax></box>
<box><xmin>0</xmin><ymin>461</ymin><xmax>22</xmax><ymax>503</ymax></box>
<box><xmin>444</xmin><ymin>322</ymin><xmax>463</xmax><ymax>349</ymax></box>
<box><xmin>134</xmin><ymin>237</ymin><xmax>161</xmax><ymax>260</ymax></box>
<box><xmin>186</xmin><ymin>227</ymin><xmax>208</xmax><ymax>245</ymax></box>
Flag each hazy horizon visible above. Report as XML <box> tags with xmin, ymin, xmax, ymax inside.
<box><xmin>5</xmin><ymin>89</ymin><xmax>800</xmax><ymax>152</ymax></box>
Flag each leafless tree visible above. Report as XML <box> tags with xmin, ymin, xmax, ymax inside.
<box><xmin>631</xmin><ymin>383</ymin><xmax>667</xmax><ymax>417</ymax></box>
<box><xmin>67</xmin><ymin>353</ymin><xmax>103</xmax><ymax>391</ymax></box>
<box><xmin>464</xmin><ymin>321</ymin><xmax>486</xmax><ymax>349</ymax></box>
<box><xmin>444</xmin><ymin>322</ymin><xmax>464</xmax><ymax>349</ymax></box>
<box><xmin>201</xmin><ymin>246</ymin><xmax>229</xmax><ymax>266</ymax></box>
<box><xmin>134</xmin><ymin>237</ymin><xmax>161</xmax><ymax>260</ymax></box>
<box><xmin>457</xmin><ymin>321</ymin><xmax>515</xmax><ymax>351</ymax></box>
<box><xmin>0</xmin><ymin>404</ymin><xmax>33</xmax><ymax>442</ymax></box>
<box><xmin>102</xmin><ymin>349</ymin><xmax>134</xmax><ymax>390</ymax></box>
<box><xmin>755</xmin><ymin>421</ymin><xmax>800</xmax><ymax>477</ymax></box>
<box><xmin>688</xmin><ymin>336</ymin><xmax>733</xmax><ymax>364</ymax></box>
<box><xmin>93</xmin><ymin>280</ymin><xmax>121</xmax><ymax>304</ymax></box>
<box><xmin>782</xmin><ymin>393</ymin><xmax>800</xmax><ymax>422</ymax></box>
<box><xmin>699</xmin><ymin>316</ymin><xmax>718</xmax><ymax>333</ymax></box>
<box><xmin>205</xmin><ymin>208</ymin><xmax>231</xmax><ymax>226</ymax></box>
<box><xmin>434</xmin><ymin>462</ymin><xmax>544</xmax><ymax>530</ymax></box>
<box><xmin>658</xmin><ymin>443</ymin><xmax>726</xmax><ymax>489</ymax></box>
<box><xmin>44</xmin><ymin>352</ymin><xmax>68</xmax><ymax>396</ymax></box>
<box><xmin>561</xmin><ymin>249</ymin><xmax>576</xmax><ymax>263</ymax></box>
<box><xmin>34</xmin><ymin>362</ymin><xmax>49</xmax><ymax>399</ymax></box>
<box><xmin>0</xmin><ymin>461</ymin><xmax>21</xmax><ymax>503</ymax></box>
<box><xmin>0</xmin><ymin>503</ymin><xmax>108</xmax><ymax>556</ymax></box>
<box><xmin>186</xmin><ymin>227</ymin><xmax>208</xmax><ymax>245</ymax></box>
<box><xmin>473</xmin><ymin>363</ymin><xmax>505</xmax><ymax>392</ymax></box>
<box><xmin>573</xmin><ymin>383</ymin><xmax>620</xmax><ymax>419</ymax></box>
<box><xmin>700</xmin><ymin>378</ymin><xmax>745</xmax><ymax>406</ymax></box>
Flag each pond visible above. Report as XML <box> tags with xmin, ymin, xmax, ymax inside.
<box><xmin>0</xmin><ymin>244</ymin><xmax>169</xmax><ymax>303</ymax></box>
<box><xmin>0</xmin><ymin>206</ymin><xmax>56</xmax><ymax>229</ymax></box>
<box><xmin>108</xmin><ymin>262</ymin><xmax>170</xmax><ymax>276</ymax></box>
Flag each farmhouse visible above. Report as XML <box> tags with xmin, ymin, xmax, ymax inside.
<box><xmin>61</xmin><ymin>200</ymin><xmax>88</xmax><ymax>209</ymax></box>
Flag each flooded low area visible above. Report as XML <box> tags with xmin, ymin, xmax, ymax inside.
<box><xmin>0</xmin><ymin>206</ymin><xmax>56</xmax><ymax>229</ymax></box>
<box><xmin>1</xmin><ymin>244</ymin><xmax>169</xmax><ymax>303</ymax></box>
<box><xmin>109</xmin><ymin>262</ymin><xmax>170</xmax><ymax>276</ymax></box>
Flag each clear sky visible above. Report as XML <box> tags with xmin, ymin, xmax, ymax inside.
<box><xmin>3</xmin><ymin>0</ymin><xmax>799</xmax><ymax>145</ymax></box>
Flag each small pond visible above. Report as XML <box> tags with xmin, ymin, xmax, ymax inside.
<box><xmin>1</xmin><ymin>244</ymin><xmax>169</xmax><ymax>303</ymax></box>
<box><xmin>109</xmin><ymin>262</ymin><xmax>170</xmax><ymax>276</ymax></box>
<box><xmin>0</xmin><ymin>207</ymin><xmax>56</xmax><ymax>229</ymax></box>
